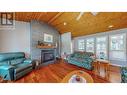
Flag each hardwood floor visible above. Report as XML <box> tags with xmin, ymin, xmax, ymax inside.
<box><xmin>3</xmin><ymin>60</ymin><xmax>121</xmax><ymax>83</ymax></box>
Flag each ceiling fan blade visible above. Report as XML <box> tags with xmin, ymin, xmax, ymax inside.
<box><xmin>91</xmin><ymin>12</ymin><xmax>98</xmax><ymax>16</ymax></box>
<box><xmin>76</xmin><ymin>12</ymin><xmax>84</xmax><ymax>21</ymax></box>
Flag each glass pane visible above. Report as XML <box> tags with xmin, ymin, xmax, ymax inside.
<box><xmin>78</xmin><ymin>39</ymin><xmax>85</xmax><ymax>50</ymax></box>
<box><xmin>96</xmin><ymin>37</ymin><xmax>107</xmax><ymax>59</ymax></box>
<box><xmin>110</xmin><ymin>34</ymin><xmax>125</xmax><ymax>50</ymax></box>
<box><xmin>86</xmin><ymin>38</ymin><xmax>94</xmax><ymax>53</ymax></box>
<box><xmin>109</xmin><ymin>33</ymin><xmax>126</xmax><ymax>61</ymax></box>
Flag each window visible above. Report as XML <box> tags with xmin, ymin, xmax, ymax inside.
<box><xmin>96</xmin><ymin>36</ymin><xmax>107</xmax><ymax>59</ymax></box>
<box><xmin>78</xmin><ymin>39</ymin><xmax>85</xmax><ymax>50</ymax></box>
<box><xmin>75</xmin><ymin>31</ymin><xmax>127</xmax><ymax>66</ymax></box>
<box><xmin>44</xmin><ymin>33</ymin><xmax>53</xmax><ymax>43</ymax></box>
<box><xmin>110</xmin><ymin>34</ymin><xmax>125</xmax><ymax>51</ymax></box>
<box><xmin>109</xmin><ymin>33</ymin><xmax>126</xmax><ymax>61</ymax></box>
<box><xmin>86</xmin><ymin>38</ymin><xmax>94</xmax><ymax>53</ymax></box>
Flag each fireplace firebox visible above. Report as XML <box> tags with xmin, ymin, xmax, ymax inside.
<box><xmin>41</xmin><ymin>49</ymin><xmax>56</xmax><ymax>65</ymax></box>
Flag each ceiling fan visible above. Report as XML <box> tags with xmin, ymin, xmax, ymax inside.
<box><xmin>76</xmin><ymin>12</ymin><xmax>99</xmax><ymax>21</ymax></box>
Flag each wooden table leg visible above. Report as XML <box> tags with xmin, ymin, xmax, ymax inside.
<box><xmin>97</xmin><ymin>61</ymin><xmax>100</xmax><ymax>75</ymax></box>
<box><xmin>93</xmin><ymin>62</ymin><xmax>99</xmax><ymax>75</ymax></box>
<box><xmin>105</xmin><ymin>64</ymin><xmax>110</xmax><ymax>80</ymax></box>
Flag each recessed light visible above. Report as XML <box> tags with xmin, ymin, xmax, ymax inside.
<box><xmin>108</xmin><ymin>25</ymin><xmax>114</xmax><ymax>28</ymax></box>
<box><xmin>64</xmin><ymin>22</ymin><xmax>67</xmax><ymax>25</ymax></box>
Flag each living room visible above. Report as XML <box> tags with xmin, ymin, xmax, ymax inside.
<box><xmin>0</xmin><ymin>12</ymin><xmax>127</xmax><ymax>83</ymax></box>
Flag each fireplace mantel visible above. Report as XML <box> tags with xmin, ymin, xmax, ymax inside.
<box><xmin>36</xmin><ymin>45</ymin><xmax>56</xmax><ymax>49</ymax></box>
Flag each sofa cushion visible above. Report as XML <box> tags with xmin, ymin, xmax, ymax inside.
<box><xmin>14</xmin><ymin>63</ymin><xmax>32</xmax><ymax>74</ymax></box>
<box><xmin>23</xmin><ymin>59</ymin><xmax>32</xmax><ymax>64</ymax></box>
<box><xmin>0</xmin><ymin>61</ymin><xmax>10</xmax><ymax>66</ymax></box>
<box><xmin>0</xmin><ymin>54</ymin><xmax>14</xmax><ymax>62</ymax></box>
<box><xmin>73</xmin><ymin>52</ymin><xmax>82</xmax><ymax>58</ymax></box>
<box><xmin>72</xmin><ymin>52</ymin><xmax>94</xmax><ymax>59</ymax></box>
<box><xmin>10</xmin><ymin>58</ymin><xmax>25</xmax><ymax>65</ymax></box>
<box><xmin>0</xmin><ymin>52</ymin><xmax>25</xmax><ymax>62</ymax></box>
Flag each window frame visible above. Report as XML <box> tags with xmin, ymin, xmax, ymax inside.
<box><xmin>109</xmin><ymin>33</ymin><xmax>126</xmax><ymax>61</ymax></box>
<box><xmin>86</xmin><ymin>38</ymin><xmax>95</xmax><ymax>53</ymax></box>
<box><xmin>75</xmin><ymin>30</ymin><xmax>127</xmax><ymax>65</ymax></box>
<box><xmin>78</xmin><ymin>39</ymin><xmax>85</xmax><ymax>51</ymax></box>
<box><xmin>96</xmin><ymin>36</ymin><xmax>108</xmax><ymax>60</ymax></box>
<box><xmin>109</xmin><ymin>33</ymin><xmax>126</xmax><ymax>51</ymax></box>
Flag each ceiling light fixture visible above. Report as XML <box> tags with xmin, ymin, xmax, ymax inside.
<box><xmin>91</xmin><ymin>12</ymin><xmax>98</xmax><ymax>16</ymax></box>
<box><xmin>64</xmin><ymin>22</ymin><xmax>67</xmax><ymax>25</ymax></box>
<box><xmin>76</xmin><ymin>12</ymin><xmax>84</xmax><ymax>21</ymax></box>
<box><xmin>108</xmin><ymin>25</ymin><xmax>114</xmax><ymax>28</ymax></box>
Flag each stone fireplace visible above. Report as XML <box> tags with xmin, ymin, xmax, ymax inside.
<box><xmin>41</xmin><ymin>49</ymin><xmax>56</xmax><ymax>65</ymax></box>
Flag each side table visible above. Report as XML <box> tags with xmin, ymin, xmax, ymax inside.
<box><xmin>94</xmin><ymin>59</ymin><xmax>110</xmax><ymax>80</ymax></box>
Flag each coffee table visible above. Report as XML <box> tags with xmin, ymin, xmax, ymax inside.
<box><xmin>61</xmin><ymin>70</ymin><xmax>94</xmax><ymax>83</ymax></box>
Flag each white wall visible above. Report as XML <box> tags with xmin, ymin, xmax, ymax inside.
<box><xmin>61</xmin><ymin>32</ymin><xmax>72</xmax><ymax>56</ymax></box>
<box><xmin>0</xmin><ymin>21</ymin><xmax>30</xmax><ymax>57</ymax></box>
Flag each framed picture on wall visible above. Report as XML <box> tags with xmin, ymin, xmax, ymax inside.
<box><xmin>44</xmin><ymin>33</ymin><xmax>53</xmax><ymax>43</ymax></box>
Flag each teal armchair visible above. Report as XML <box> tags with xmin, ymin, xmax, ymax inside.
<box><xmin>0</xmin><ymin>65</ymin><xmax>14</xmax><ymax>80</ymax></box>
<box><xmin>121</xmin><ymin>67</ymin><xmax>127</xmax><ymax>83</ymax></box>
<box><xmin>0</xmin><ymin>52</ymin><xmax>34</xmax><ymax>81</ymax></box>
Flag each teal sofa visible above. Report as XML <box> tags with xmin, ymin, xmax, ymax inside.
<box><xmin>0</xmin><ymin>52</ymin><xmax>34</xmax><ymax>81</ymax></box>
<box><xmin>121</xmin><ymin>67</ymin><xmax>127</xmax><ymax>83</ymax></box>
<box><xmin>67</xmin><ymin>52</ymin><xmax>95</xmax><ymax>70</ymax></box>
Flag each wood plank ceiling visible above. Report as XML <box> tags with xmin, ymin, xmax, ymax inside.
<box><xmin>2</xmin><ymin>12</ymin><xmax>127</xmax><ymax>37</ymax></box>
